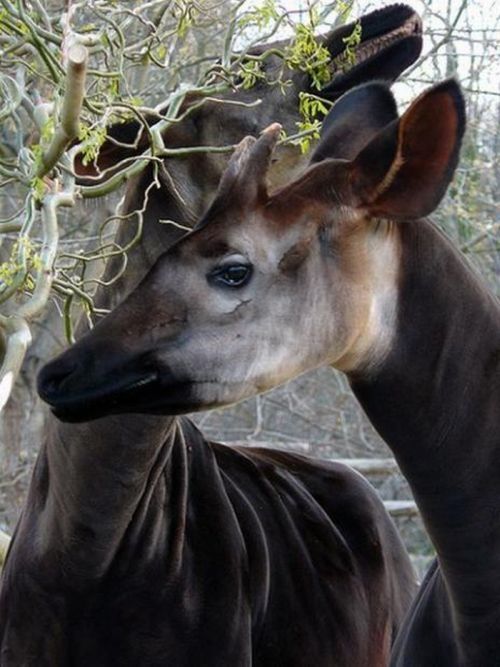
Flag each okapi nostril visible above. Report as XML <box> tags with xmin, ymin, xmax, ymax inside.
<box><xmin>37</xmin><ymin>358</ymin><xmax>81</xmax><ymax>402</ymax></box>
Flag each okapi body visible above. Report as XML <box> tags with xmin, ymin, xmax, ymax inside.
<box><xmin>34</xmin><ymin>77</ymin><xmax>500</xmax><ymax>665</ymax></box>
<box><xmin>0</xmin><ymin>5</ymin><xmax>424</xmax><ymax>666</ymax></box>
<box><xmin>0</xmin><ymin>418</ymin><xmax>414</xmax><ymax>666</ymax></box>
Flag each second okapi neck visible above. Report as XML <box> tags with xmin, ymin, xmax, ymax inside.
<box><xmin>350</xmin><ymin>219</ymin><xmax>500</xmax><ymax>626</ymax></box>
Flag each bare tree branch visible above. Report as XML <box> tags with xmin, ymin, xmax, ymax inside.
<box><xmin>35</xmin><ymin>44</ymin><xmax>88</xmax><ymax>178</ymax></box>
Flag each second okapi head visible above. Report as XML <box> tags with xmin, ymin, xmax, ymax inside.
<box><xmin>38</xmin><ymin>79</ymin><xmax>466</xmax><ymax>422</ymax></box>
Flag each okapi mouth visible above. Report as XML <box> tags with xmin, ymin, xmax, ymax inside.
<box><xmin>38</xmin><ymin>355</ymin><xmax>208</xmax><ymax>422</ymax></box>
<box><xmin>37</xmin><ymin>364</ymin><xmax>162</xmax><ymax>423</ymax></box>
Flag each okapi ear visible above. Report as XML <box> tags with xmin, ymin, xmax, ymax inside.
<box><xmin>73</xmin><ymin>118</ymin><xmax>155</xmax><ymax>180</ymax></box>
<box><xmin>211</xmin><ymin>123</ymin><xmax>282</xmax><ymax>207</ymax></box>
<box><xmin>320</xmin><ymin>5</ymin><xmax>422</xmax><ymax>100</ymax></box>
<box><xmin>350</xmin><ymin>79</ymin><xmax>466</xmax><ymax>220</ymax></box>
<box><xmin>310</xmin><ymin>82</ymin><xmax>398</xmax><ymax>163</ymax></box>
<box><xmin>322</xmin><ymin>36</ymin><xmax>422</xmax><ymax>100</ymax></box>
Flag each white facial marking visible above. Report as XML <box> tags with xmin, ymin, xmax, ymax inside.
<box><xmin>336</xmin><ymin>220</ymin><xmax>401</xmax><ymax>374</ymax></box>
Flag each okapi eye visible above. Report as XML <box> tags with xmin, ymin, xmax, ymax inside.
<box><xmin>209</xmin><ymin>264</ymin><xmax>252</xmax><ymax>288</ymax></box>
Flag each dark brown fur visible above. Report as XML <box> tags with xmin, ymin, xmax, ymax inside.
<box><xmin>0</xmin><ymin>419</ymin><xmax>415</xmax><ymax>666</ymax></box>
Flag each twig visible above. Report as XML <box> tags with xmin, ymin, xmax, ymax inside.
<box><xmin>0</xmin><ymin>529</ymin><xmax>10</xmax><ymax>568</ymax></box>
<box><xmin>18</xmin><ymin>191</ymin><xmax>75</xmax><ymax>321</ymax></box>
<box><xmin>36</xmin><ymin>44</ymin><xmax>88</xmax><ymax>177</ymax></box>
<box><xmin>0</xmin><ymin>316</ymin><xmax>31</xmax><ymax>412</ymax></box>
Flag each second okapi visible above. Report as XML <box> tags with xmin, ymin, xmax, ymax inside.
<box><xmin>37</xmin><ymin>77</ymin><xmax>500</xmax><ymax>665</ymax></box>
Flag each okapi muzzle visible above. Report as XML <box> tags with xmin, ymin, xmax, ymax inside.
<box><xmin>37</xmin><ymin>266</ymin><xmax>193</xmax><ymax>422</ymax></box>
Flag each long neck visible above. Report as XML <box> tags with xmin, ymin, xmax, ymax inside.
<box><xmin>27</xmin><ymin>412</ymin><xmax>182</xmax><ymax>583</ymax></box>
<box><xmin>351</xmin><ymin>222</ymin><xmax>500</xmax><ymax>636</ymax></box>
<box><xmin>26</xmin><ymin>158</ymin><xmax>212</xmax><ymax>581</ymax></box>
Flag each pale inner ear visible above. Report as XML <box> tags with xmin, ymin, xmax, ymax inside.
<box><xmin>351</xmin><ymin>80</ymin><xmax>466</xmax><ymax>221</ymax></box>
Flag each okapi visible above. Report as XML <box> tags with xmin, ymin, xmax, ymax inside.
<box><xmin>33</xmin><ymin>75</ymin><xmax>498</xmax><ymax>665</ymax></box>
<box><xmin>0</xmin><ymin>5</ymin><xmax>424</xmax><ymax>667</ymax></box>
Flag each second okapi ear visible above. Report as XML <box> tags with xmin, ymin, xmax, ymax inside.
<box><xmin>310</xmin><ymin>82</ymin><xmax>398</xmax><ymax>162</ymax></box>
<box><xmin>210</xmin><ymin>123</ymin><xmax>282</xmax><ymax>209</ymax></box>
<box><xmin>350</xmin><ymin>79</ymin><xmax>466</xmax><ymax>220</ymax></box>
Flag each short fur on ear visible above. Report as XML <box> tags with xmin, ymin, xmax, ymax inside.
<box><xmin>310</xmin><ymin>82</ymin><xmax>398</xmax><ymax>162</ymax></box>
<box><xmin>350</xmin><ymin>79</ymin><xmax>466</xmax><ymax>220</ymax></box>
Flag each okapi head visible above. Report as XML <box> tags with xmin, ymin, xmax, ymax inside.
<box><xmin>38</xmin><ymin>78</ymin><xmax>465</xmax><ymax>422</ymax></box>
<box><xmin>79</xmin><ymin>4</ymin><xmax>422</xmax><ymax>192</ymax></box>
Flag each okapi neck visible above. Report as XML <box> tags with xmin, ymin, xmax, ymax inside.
<box><xmin>351</xmin><ymin>220</ymin><xmax>500</xmax><ymax>622</ymax></box>
<box><xmin>35</xmin><ymin>413</ymin><xmax>180</xmax><ymax>583</ymax></box>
